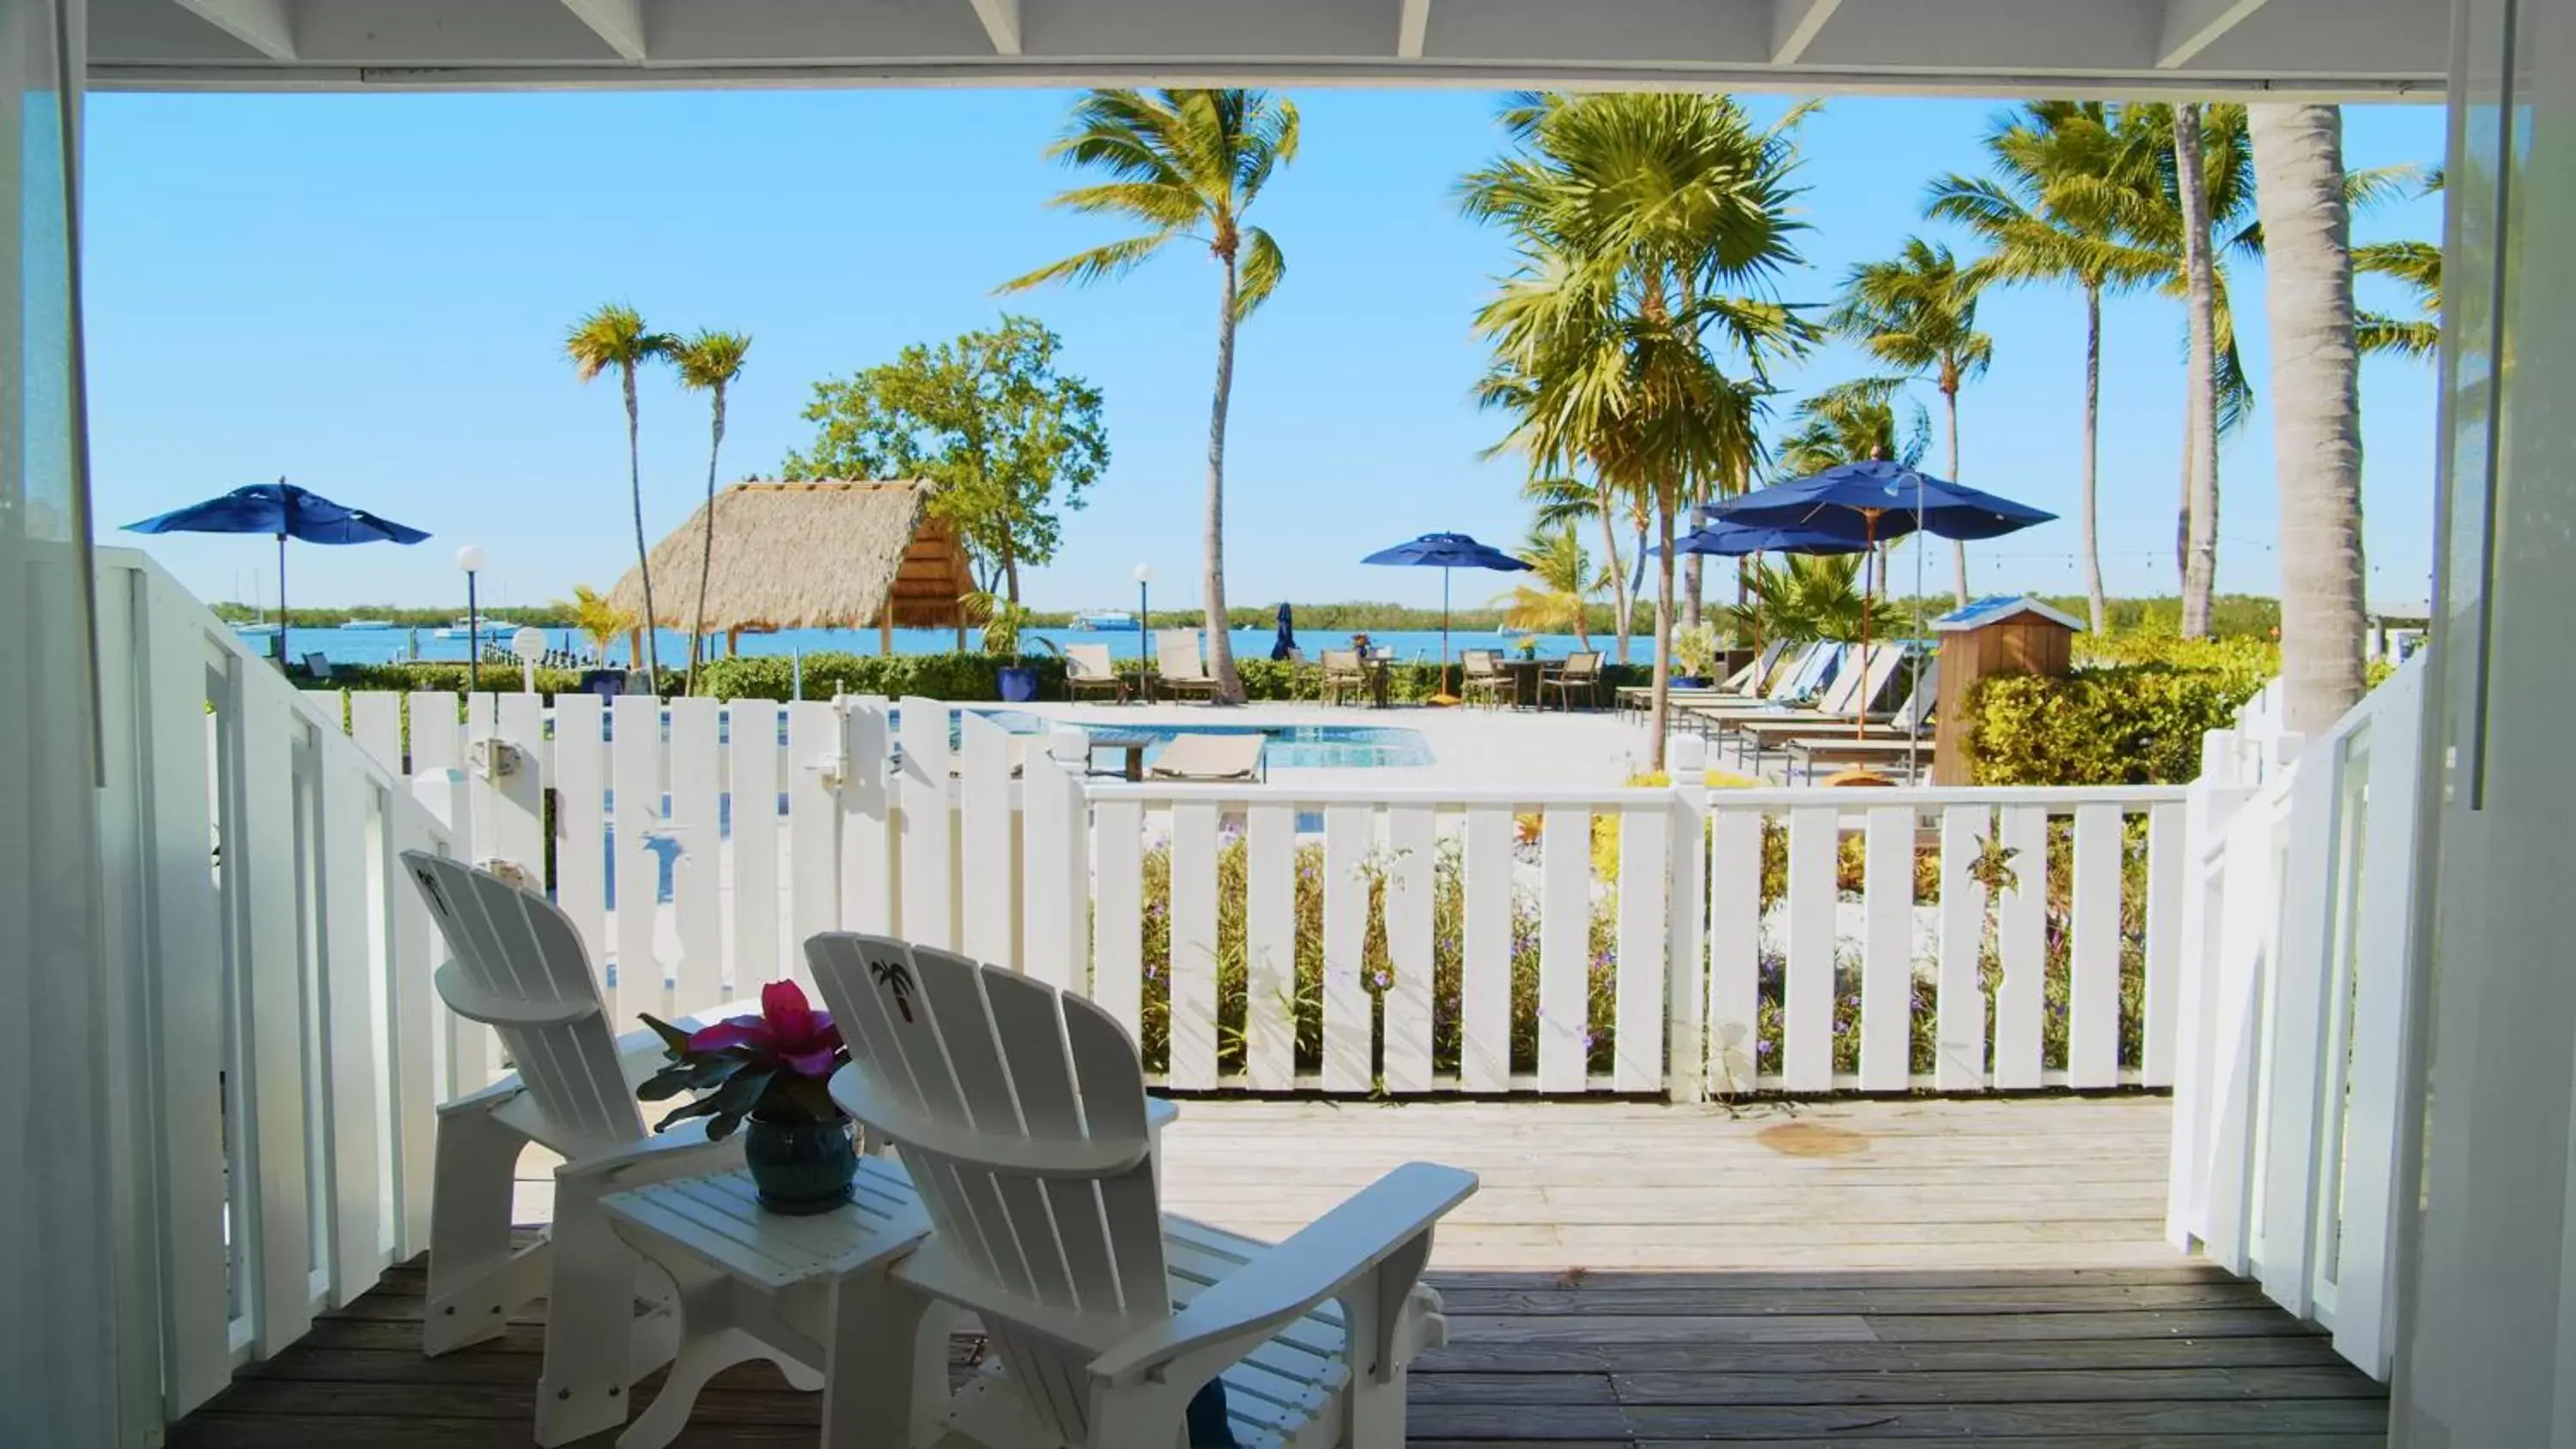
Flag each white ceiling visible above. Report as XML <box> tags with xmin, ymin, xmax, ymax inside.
<box><xmin>88</xmin><ymin>0</ymin><xmax>2451</xmax><ymax>98</ymax></box>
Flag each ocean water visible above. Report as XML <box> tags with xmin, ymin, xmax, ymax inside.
<box><xmin>252</xmin><ymin>621</ymin><xmax>1611</xmax><ymax>669</ymax></box>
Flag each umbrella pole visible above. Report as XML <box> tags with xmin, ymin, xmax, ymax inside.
<box><xmin>1432</xmin><ymin>567</ymin><xmax>1460</xmax><ymax>706</ymax></box>
<box><xmin>276</xmin><ymin>531</ymin><xmax>288</xmax><ymax>664</ymax></box>
<box><xmin>1856</xmin><ymin>514</ymin><xmax>1875</xmax><ymax>741</ymax></box>
<box><xmin>1909</xmin><ymin>471</ymin><xmax>1926</xmax><ymax>781</ymax></box>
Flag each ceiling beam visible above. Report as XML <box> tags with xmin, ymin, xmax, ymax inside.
<box><xmin>171</xmin><ymin>0</ymin><xmax>295</xmax><ymax>60</ymax></box>
<box><xmin>2156</xmin><ymin>0</ymin><xmax>2273</xmax><ymax>68</ymax></box>
<box><xmin>1396</xmin><ymin>0</ymin><xmax>1431</xmax><ymax>58</ymax></box>
<box><xmin>968</xmin><ymin>0</ymin><xmax>1022</xmax><ymax>55</ymax></box>
<box><xmin>559</xmin><ymin>0</ymin><xmax>647</xmax><ymax>61</ymax></box>
<box><xmin>1769</xmin><ymin>0</ymin><xmax>1843</xmax><ymax>64</ymax></box>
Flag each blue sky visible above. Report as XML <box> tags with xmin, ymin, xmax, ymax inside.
<box><xmin>85</xmin><ymin>88</ymin><xmax>2445</xmax><ymax>615</ymax></box>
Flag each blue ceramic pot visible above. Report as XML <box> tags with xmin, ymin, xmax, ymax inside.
<box><xmin>997</xmin><ymin>664</ymin><xmax>1039</xmax><ymax>702</ymax></box>
<box><xmin>744</xmin><ymin>1116</ymin><xmax>856</xmax><ymax>1215</ymax></box>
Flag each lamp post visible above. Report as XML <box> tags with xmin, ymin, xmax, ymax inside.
<box><xmin>1133</xmin><ymin>562</ymin><xmax>1152</xmax><ymax>680</ymax></box>
<box><xmin>456</xmin><ymin>543</ymin><xmax>486</xmax><ymax>690</ymax></box>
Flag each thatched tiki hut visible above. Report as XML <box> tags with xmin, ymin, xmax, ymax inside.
<box><xmin>607</xmin><ymin>480</ymin><xmax>972</xmax><ymax>663</ymax></box>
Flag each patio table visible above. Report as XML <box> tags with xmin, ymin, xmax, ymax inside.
<box><xmin>1084</xmin><ymin>728</ymin><xmax>1157</xmax><ymax>781</ymax></box>
<box><xmin>1495</xmin><ymin>657</ymin><xmax>1557</xmax><ymax>708</ymax></box>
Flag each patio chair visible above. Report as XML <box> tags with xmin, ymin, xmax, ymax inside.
<box><xmin>1616</xmin><ymin>640</ymin><xmax>1785</xmax><ymax>719</ymax></box>
<box><xmin>1672</xmin><ymin>641</ymin><xmax>1848</xmax><ymax>733</ymax></box>
<box><xmin>1063</xmin><ymin>641</ymin><xmax>1130</xmax><ymax>704</ymax></box>
<box><xmin>1460</xmin><ymin>648</ymin><xmax>1507</xmax><ymax>708</ymax></box>
<box><xmin>1721</xmin><ymin>657</ymin><xmax>1939</xmax><ymax>775</ymax></box>
<box><xmin>1540</xmin><ymin>650</ymin><xmax>1606</xmax><ymax>710</ymax></box>
<box><xmin>400</xmin><ymin>852</ymin><xmax>784</xmax><ymax>1446</ymax></box>
<box><xmin>1321</xmin><ymin>647</ymin><xmax>1370</xmax><ymax>706</ymax></box>
<box><xmin>1152</xmin><ymin>627</ymin><xmax>1218</xmax><ymax>702</ymax></box>
<box><xmin>1146</xmin><ymin>731</ymin><xmax>1267</xmax><ymax>782</ymax></box>
<box><xmin>301</xmin><ymin>651</ymin><xmax>335</xmax><ymax>682</ymax></box>
<box><xmin>805</xmin><ymin>934</ymin><xmax>1478</xmax><ymax>1449</ymax></box>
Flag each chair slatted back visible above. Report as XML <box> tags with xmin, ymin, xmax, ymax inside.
<box><xmin>402</xmin><ymin>852</ymin><xmax>642</xmax><ymax>1161</ymax></box>
<box><xmin>1891</xmin><ymin>658</ymin><xmax>1940</xmax><ymax>731</ymax></box>
<box><xmin>1321</xmin><ymin>648</ymin><xmax>1362</xmax><ymax>677</ymax></box>
<box><xmin>1066</xmin><ymin>642</ymin><xmax>1115</xmax><ymax>682</ymax></box>
<box><xmin>807</xmin><ymin>934</ymin><xmax>1167</xmax><ymax>1447</ymax></box>
<box><xmin>1819</xmin><ymin>644</ymin><xmax>1905</xmax><ymax>715</ymax></box>
<box><xmin>1782</xmin><ymin>642</ymin><xmax>1847</xmax><ymax>700</ymax></box>
<box><xmin>1559</xmin><ymin>651</ymin><xmax>1602</xmax><ymax>682</ymax></box>
<box><xmin>1744</xmin><ymin>640</ymin><xmax>1789</xmax><ymax>690</ymax></box>
<box><xmin>1461</xmin><ymin>649</ymin><xmax>1501</xmax><ymax>679</ymax></box>
<box><xmin>1153</xmin><ymin>628</ymin><xmax>1208</xmax><ymax>682</ymax></box>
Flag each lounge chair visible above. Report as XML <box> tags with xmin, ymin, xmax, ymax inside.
<box><xmin>1617</xmin><ymin>639</ymin><xmax>1786</xmax><ymax>720</ymax></box>
<box><xmin>1146</xmin><ymin>731</ymin><xmax>1267</xmax><ymax>782</ymax></box>
<box><xmin>1723</xmin><ymin>658</ymin><xmax>1940</xmax><ymax>775</ymax></box>
<box><xmin>1786</xmin><ymin>733</ymin><xmax>1940</xmax><ymax>784</ymax></box>
<box><xmin>1151</xmin><ymin>627</ymin><xmax>1218</xmax><ymax>702</ymax></box>
<box><xmin>1320</xmin><ymin>647</ymin><xmax>1371</xmax><ymax>706</ymax></box>
<box><xmin>1540</xmin><ymin>650</ymin><xmax>1606</xmax><ymax>710</ymax></box>
<box><xmin>1460</xmin><ymin>648</ymin><xmax>1507</xmax><ymax>708</ymax></box>
<box><xmin>301</xmin><ymin>650</ymin><xmax>336</xmax><ymax>682</ymax></box>
<box><xmin>1063</xmin><ymin>641</ymin><xmax>1130</xmax><ymax>703</ymax></box>
<box><xmin>804</xmin><ymin>935</ymin><xmax>1476</xmax><ymax>1449</ymax></box>
<box><xmin>402</xmin><ymin>853</ymin><xmax>759</xmax><ymax>1446</ymax></box>
<box><xmin>1674</xmin><ymin>641</ymin><xmax>1847</xmax><ymax>732</ymax></box>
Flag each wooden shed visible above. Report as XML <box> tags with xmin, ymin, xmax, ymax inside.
<box><xmin>1932</xmin><ymin>595</ymin><xmax>2083</xmax><ymax>785</ymax></box>
<box><xmin>607</xmin><ymin>480</ymin><xmax>971</xmax><ymax>658</ymax></box>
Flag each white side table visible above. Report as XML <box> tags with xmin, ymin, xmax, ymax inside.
<box><xmin>601</xmin><ymin>1157</ymin><xmax>938</xmax><ymax>1449</ymax></box>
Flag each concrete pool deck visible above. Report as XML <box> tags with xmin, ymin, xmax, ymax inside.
<box><xmin>994</xmin><ymin>697</ymin><xmax>1662</xmax><ymax>791</ymax></box>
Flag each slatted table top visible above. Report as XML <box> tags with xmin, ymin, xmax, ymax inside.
<box><xmin>602</xmin><ymin>1158</ymin><xmax>929</xmax><ymax>1292</ymax></box>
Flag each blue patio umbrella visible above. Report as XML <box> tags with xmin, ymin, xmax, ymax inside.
<box><xmin>1270</xmin><ymin>602</ymin><xmax>1298</xmax><ymax>661</ymax></box>
<box><xmin>1661</xmin><ymin>517</ymin><xmax>1880</xmax><ymax>557</ymax></box>
<box><xmin>125</xmin><ymin>479</ymin><xmax>430</xmax><ymax>660</ymax></box>
<box><xmin>1360</xmin><ymin>531</ymin><xmax>1533</xmax><ymax>704</ymax></box>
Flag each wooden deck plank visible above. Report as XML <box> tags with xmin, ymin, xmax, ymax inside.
<box><xmin>169</xmin><ymin>1097</ymin><xmax>2385</xmax><ymax>1446</ymax></box>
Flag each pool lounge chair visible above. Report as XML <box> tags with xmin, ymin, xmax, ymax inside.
<box><xmin>1786</xmin><ymin>734</ymin><xmax>1940</xmax><ymax>784</ymax></box>
<box><xmin>1704</xmin><ymin>644</ymin><xmax>1911</xmax><ymax>743</ymax></box>
<box><xmin>1146</xmin><ymin>731</ymin><xmax>1267</xmax><ymax>782</ymax></box>
<box><xmin>1724</xmin><ymin>659</ymin><xmax>1940</xmax><ymax>775</ymax></box>
<box><xmin>1617</xmin><ymin>639</ymin><xmax>1787</xmax><ymax>720</ymax></box>
<box><xmin>1674</xmin><ymin>641</ymin><xmax>1846</xmax><ymax>732</ymax></box>
<box><xmin>1063</xmin><ymin>642</ymin><xmax>1130</xmax><ymax>703</ymax></box>
<box><xmin>1151</xmin><ymin>627</ymin><xmax>1218</xmax><ymax>702</ymax></box>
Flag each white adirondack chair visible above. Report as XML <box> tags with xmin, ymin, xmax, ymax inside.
<box><xmin>806</xmin><ymin>932</ymin><xmax>1478</xmax><ymax>1449</ymax></box>
<box><xmin>403</xmin><ymin>851</ymin><xmax>810</xmax><ymax>1446</ymax></box>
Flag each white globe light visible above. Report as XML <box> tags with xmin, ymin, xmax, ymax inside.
<box><xmin>1132</xmin><ymin>562</ymin><xmax>1152</xmax><ymax>584</ymax></box>
<box><xmin>455</xmin><ymin>543</ymin><xmax>488</xmax><ymax>573</ymax></box>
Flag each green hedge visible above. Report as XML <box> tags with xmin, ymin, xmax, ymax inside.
<box><xmin>299</xmin><ymin>662</ymin><xmax>594</xmax><ymax>696</ymax></box>
<box><xmin>1965</xmin><ymin>662</ymin><xmax>2268</xmax><ymax>785</ymax></box>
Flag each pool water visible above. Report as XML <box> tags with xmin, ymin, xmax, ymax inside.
<box><xmin>972</xmin><ymin>712</ymin><xmax>1435</xmax><ymax>770</ymax></box>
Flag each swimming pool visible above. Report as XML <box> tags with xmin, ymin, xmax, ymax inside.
<box><xmin>970</xmin><ymin>712</ymin><xmax>1436</xmax><ymax>770</ymax></box>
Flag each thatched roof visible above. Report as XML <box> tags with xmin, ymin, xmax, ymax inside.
<box><xmin>607</xmin><ymin>481</ymin><xmax>969</xmax><ymax>633</ymax></box>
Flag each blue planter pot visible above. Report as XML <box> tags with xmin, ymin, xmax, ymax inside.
<box><xmin>997</xmin><ymin>665</ymin><xmax>1039</xmax><ymax>703</ymax></box>
<box><xmin>743</xmin><ymin>1116</ymin><xmax>857</xmax><ymax>1215</ymax></box>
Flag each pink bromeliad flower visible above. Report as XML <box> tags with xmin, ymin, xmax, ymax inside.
<box><xmin>686</xmin><ymin>980</ymin><xmax>845</xmax><ymax>1077</ymax></box>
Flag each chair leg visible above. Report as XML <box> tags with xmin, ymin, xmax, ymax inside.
<box><xmin>537</xmin><ymin>1174</ymin><xmax>654</xmax><ymax>1446</ymax></box>
<box><xmin>819</xmin><ymin>1270</ymin><xmax>938</xmax><ymax>1449</ymax></box>
<box><xmin>424</xmin><ymin>1103</ymin><xmax>539</xmax><ymax>1355</ymax></box>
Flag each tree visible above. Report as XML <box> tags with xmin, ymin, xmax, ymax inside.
<box><xmin>1510</xmin><ymin>470</ymin><xmax>1632</xmax><ymax>659</ymax></box>
<box><xmin>1771</xmin><ymin>377</ymin><xmax>1929</xmax><ymax>481</ymax></box>
<box><xmin>1497</xmin><ymin>523</ymin><xmax>1597</xmax><ymax>647</ymax></box>
<box><xmin>567</xmin><ymin>303</ymin><xmax>675</xmax><ymax>687</ymax></box>
<box><xmin>559</xmin><ymin>583</ymin><xmax>633</xmax><ymax>659</ymax></box>
<box><xmin>2357</xmin><ymin>169</ymin><xmax>2443</xmax><ymax>359</ymax></box>
<box><xmin>671</xmin><ymin>330</ymin><xmax>751</xmax><ymax>688</ymax></box>
<box><xmin>1724</xmin><ymin>555</ymin><xmax>1904</xmax><ymax>646</ymax></box>
<box><xmin>1462</xmin><ymin>92</ymin><xmax>1814</xmax><ymax>767</ymax></box>
<box><xmin>781</xmin><ymin>317</ymin><xmax>1109</xmax><ymax>604</ymax></box>
<box><xmin>2172</xmin><ymin>103</ymin><xmax>2224</xmax><ymax>638</ymax></box>
<box><xmin>998</xmin><ymin>89</ymin><xmax>1298</xmax><ymax>705</ymax></box>
<box><xmin>2250</xmin><ymin>104</ymin><xmax>2367</xmax><ymax>735</ymax></box>
<box><xmin>1930</xmin><ymin>103</ymin><xmax>2163</xmax><ymax>636</ymax></box>
<box><xmin>1827</xmin><ymin>239</ymin><xmax>1991</xmax><ymax>604</ymax></box>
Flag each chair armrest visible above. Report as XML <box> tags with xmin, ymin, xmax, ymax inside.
<box><xmin>555</xmin><ymin>1118</ymin><xmax>743</xmax><ymax>1185</ymax></box>
<box><xmin>1087</xmin><ymin>1162</ymin><xmax>1475</xmax><ymax>1386</ymax></box>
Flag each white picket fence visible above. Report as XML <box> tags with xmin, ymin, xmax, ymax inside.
<box><xmin>334</xmin><ymin>688</ymin><xmax>2189</xmax><ymax>1101</ymax></box>
<box><xmin>92</xmin><ymin>551</ymin><xmax>466</xmax><ymax>1424</ymax></box>
<box><xmin>2166</xmin><ymin>649</ymin><xmax>2432</xmax><ymax>1382</ymax></box>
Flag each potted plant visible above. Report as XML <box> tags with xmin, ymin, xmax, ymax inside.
<box><xmin>640</xmin><ymin>982</ymin><xmax>854</xmax><ymax>1215</ymax></box>
<box><xmin>1513</xmin><ymin>634</ymin><xmax>1538</xmax><ymax>661</ymax></box>
<box><xmin>976</xmin><ymin>596</ymin><xmax>1040</xmax><ymax>703</ymax></box>
<box><xmin>1671</xmin><ymin>621</ymin><xmax>1721</xmax><ymax>688</ymax></box>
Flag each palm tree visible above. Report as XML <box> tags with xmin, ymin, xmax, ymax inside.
<box><xmin>1724</xmin><ymin>555</ymin><xmax>1904</xmax><ymax>646</ymax></box>
<box><xmin>1772</xmin><ymin>379</ymin><xmax>1929</xmax><ymax>481</ymax></box>
<box><xmin>999</xmin><ymin>89</ymin><xmax>1298</xmax><ymax>706</ymax></box>
<box><xmin>1462</xmin><ymin>92</ymin><xmax>1814</xmax><ymax>767</ymax></box>
<box><xmin>2250</xmin><ymin>104</ymin><xmax>2367</xmax><ymax>735</ymax></box>
<box><xmin>2358</xmin><ymin>169</ymin><xmax>2443</xmax><ymax>359</ymax></box>
<box><xmin>671</xmin><ymin>330</ymin><xmax>751</xmax><ymax>691</ymax></box>
<box><xmin>1826</xmin><ymin>239</ymin><xmax>1991</xmax><ymax>605</ymax></box>
<box><xmin>559</xmin><ymin>584</ymin><xmax>634</xmax><ymax>662</ymax></box>
<box><xmin>1498</xmin><ymin>524</ymin><xmax>1597</xmax><ymax>647</ymax></box>
<box><xmin>567</xmin><ymin>303</ymin><xmax>676</xmax><ymax>687</ymax></box>
<box><xmin>1513</xmin><ymin>470</ymin><xmax>1631</xmax><ymax>658</ymax></box>
<box><xmin>1930</xmin><ymin>103</ymin><xmax>2163</xmax><ymax>636</ymax></box>
<box><xmin>2172</xmin><ymin>101</ymin><xmax>2225</xmax><ymax>638</ymax></box>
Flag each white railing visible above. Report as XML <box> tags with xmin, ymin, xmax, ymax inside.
<box><xmin>2166</xmin><ymin>650</ymin><xmax>2431</xmax><ymax>1382</ymax></box>
<box><xmin>333</xmin><ymin>689</ymin><xmax>2187</xmax><ymax>1101</ymax></box>
<box><xmin>91</xmin><ymin>550</ymin><xmax>462</xmax><ymax>1422</ymax></box>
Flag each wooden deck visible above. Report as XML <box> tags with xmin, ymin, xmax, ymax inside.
<box><xmin>167</xmin><ymin>1097</ymin><xmax>2388</xmax><ymax>1446</ymax></box>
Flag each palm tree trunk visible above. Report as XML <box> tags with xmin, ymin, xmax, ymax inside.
<box><xmin>2251</xmin><ymin>103</ymin><xmax>2367</xmax><ymax>735</ymax></box>
<box><xmin>689</xmin><ymin>385</ymin><xmax>726</xmax><ymax>694</ymax></box>
<box><xmin>1680</xmin><ymin>465</ymin><xmax>1704</xmax><ymax>630</ymax></box>
<box><xmin>1203</xmin><ymin>253</ymin><xmax>1244</xmax><ymax>704</ymax></box>
<box><xmin>1595</xmin><ymin>494</ymin><xmax>1630</xmax><ymax>664</ymax></box>
<box><xmin>1648</xmin><ymin>489</ymin><xmax>1676</xmax><ymax>772</ymax></box>
<box><xmin>1941</xmin><ymin>383</ymin><xmax>1968</xmax><ymax>606</ymax></box>
<box><xmin>624</xmin><ymin>361</ymin><xmax>660</xmax><ymax>689</ymax></box>
<box><xmin>2176</xmin><ymin>101</ymin><xmax>2225</xmax><ymax>640</ymax></box>
<box><xmin>2078</xmin><ymin>284</ymin><xmax>2106</xmax><ymax>635</ymax></box>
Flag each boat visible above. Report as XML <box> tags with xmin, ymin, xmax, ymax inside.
<box><xmin>434</xmin><ymin>616</ymin><xmax>481</xmax><ymax>639</ymax></box>
<box><xmin>341</xmin><ymin>618</ymin><xmax>394</xmax><ymax>629</ymax></box>
<box><xmin>1070</xmin><ymin>608</ymin><xmax>1135</xmax><ymax>631</ymax></box>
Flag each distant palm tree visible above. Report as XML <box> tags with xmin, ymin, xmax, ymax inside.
<box><xmin>2357</xmin><ymin>169</ymin><xmax>2443</xmax><ymax>359</ymax></box>
<box><xmin>1827</xmin><ymin>239</ymin><xmax>1991</xmax><ymax>604</ymax></box>
<box><xmin>2251</xmin><ymin>104</ymin><xmax>2367</xmax><ymax>735</ymax></box>
<box><xmin>671</xmin><ymin>330</ymin><xmax>752</xmax><ymax>692</ymax></box>
<box><xmin>559</xmin><ymin>584</ymin><xmax>634</xmax><ymax>661</ymax></box>
<box><xmin>1498</xmin><ymin>524</ymin><xmax>1597</xmax><ymax>648</ymax></box>
<box><xmin>1512</xmin><ymin>471</ymin><xmax>1630</xmax><ymax>658</ymax></box>
<box><xmin>1930</xmin><ymin>103</ymin><xmax>2163</xmax><ymax>635</ymax></box>
<box><xmin>999</xmin><ymin>89</ymin><xmax>1300</xmax><ymax>706</ymax></box>
<box><xmin>567</xmin><ymin>304</ymin><xmax>676</xmax><ymax>687</ymax></box>
<box><xmin>2170</xmin><ymin>100</ymin><xmax>2225</xmax><ymax>639</ymax></box>
<box><xmin>1772</xmin><ymin>378</ymin><xmax>1929</xmax><ymax>480</ymax></box>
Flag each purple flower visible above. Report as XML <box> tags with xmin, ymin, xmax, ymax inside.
<box><xmin>1756</xmin><ymin>1040</ymin><xmax>1774</xmax><ymax>1058</ymax></box>
<box><xmin>1372</xmin><ymin>970</ymin><xmax>1391</xmax><ymax>989</ymax></box>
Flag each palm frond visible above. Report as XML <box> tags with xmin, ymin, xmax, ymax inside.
<box><xmin>1235</xmin><ymin>226</ymin><xmax>1286</xmax><ymax>318</ymax></box>
<box><xmin>994</xmin><ymin>231</ymin><xmax>1179</xmax><ymax>294</ymax></box>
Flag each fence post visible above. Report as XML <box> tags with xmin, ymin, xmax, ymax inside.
<box><xmin>1666</xmin><ymin>735</ymin><xmax>1707</xmax><ymax>1103</ymax></box>
<box><xmin>2166</xmin><ymin>730</ymin><xmax>2246</xmax><ymax>1249</ymax></box>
